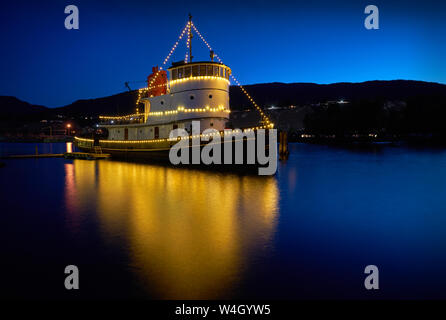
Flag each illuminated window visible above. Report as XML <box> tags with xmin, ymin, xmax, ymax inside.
<box><xmin>184</xmin><ymin>66</ymin><xmax>191</xmax><ymax>77</ymax></box>
<box><xmin>214</xmin><ymin>66</ymin><xmax>219</xmax><ymax>76</ymax></box>
<box><xmin>199</xmin><ymin>65</ymin><xmax>206</xmax><ymax>76</ymax></box>
<box><xmin>172</xmin><ymin>69</ymin><xmax>178</xmax><ymax>80</ymax></box>
<box><xmin>178</xmin><ymin>68</ymin><xmax>183</xmax><ymax>79</ymax></box>
<box><xmin>192</xmin><ymin>65</ymin><xmax>199</xmax><ymax>76</ymax></box>
<box><xmin>206</xmin><ymin>65</ymin><xmax>213</xmax><ymax>76</ymax></box>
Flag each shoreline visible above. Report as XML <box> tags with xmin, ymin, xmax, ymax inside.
<box><xmin>0</xmin><ymin>137</ymin><xmax>74</xmax><ymax>143</ymax></box>
<box><xmin>1</xmin><ymin>138</ymin><xmax>445</xmax><ymax>149</ymax></box>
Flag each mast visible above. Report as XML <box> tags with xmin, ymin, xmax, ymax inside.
<box><xmin>188</xmin><ymin>13</ymin><xmax>193</xmax><ymax>62</ymax></box>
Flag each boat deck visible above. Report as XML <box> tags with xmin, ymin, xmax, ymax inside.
<box><xmin>64</xmin><ymin>152</ymin><xmax>111</xmax><ymax>160</ymax></box>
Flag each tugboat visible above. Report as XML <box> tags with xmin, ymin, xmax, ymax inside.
<box><xmin>75</xmin><ymin>15</ymin><xmax>275</xmax><ymax>171</ymax></box>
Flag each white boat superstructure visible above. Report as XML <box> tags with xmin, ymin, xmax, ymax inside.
<box><xmin>75</xmin><ymin>15</ymin><xmax>275</xmax><ymax>165</ymax></box>
<box><xmin>104</xmin><ymin>61</ymin><xmax>232</xmax><ymax>141</ymax></box>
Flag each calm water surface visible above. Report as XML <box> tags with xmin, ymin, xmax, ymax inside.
<box><xmin>1</xmin><ymin>142</ymin><xmax>446</xmax><ymax>299</ymax></box>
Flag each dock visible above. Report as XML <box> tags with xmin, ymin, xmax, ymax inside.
<box><xmin>63</xmin><ymin>152</ymin><xmax>111</xmax><ymax>160</ymax></box>
<box><xmin>0</xmin><ymin>154</ymin><xmax>64</xmax><ymax>159</ymax></box>
<box><xmin>0</xmin><ymin>152</ymin><xmax>110</xmax><ymax>160</ymax></box>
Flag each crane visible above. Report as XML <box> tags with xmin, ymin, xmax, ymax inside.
<box><xmin>123</xmin><ymin>80</ymin><xmax>147</xmax><ymax>92</ymax></box>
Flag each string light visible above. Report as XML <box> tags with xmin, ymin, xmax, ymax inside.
<box><xmin>100</xmin><ymin>105</ymin><xmax>230</xmax><ymax>121</ymax></box>
<box><xmin>99</xmin><ymin>22</ymin><xmax>190</xmax><ymax>123</ymax></box>
<box><xmin>169</xmin><ymin>75</ymin><xmax>230</xmax><ymax>85</ymax></box>
<box><xmin>191</xmin><ymin>21</ymin><xmax>274</xmax><ymax>128</ymax></box>
<box><xmin>140</xmin><ymin>22</ymin><xmax>190</xmax><ymax>109</ymax></box>
<box><xmin>185</xmin><ymin>21</ymin><xmax>191</xmax><ymax>63</ymax></box>
<box><xmin>92</xmin><ymin>17</ymin><xmax>274</xmax><ymax>147</ymax></box>
<box><xmin>75</xmin><ymin>125</ymin><xmax>271</xmax><ymax>145</ymax></box>
<box><xmin>99</xmin><ymin>113</ymin><xmax>144</xmax><ymax>120</ymax></box>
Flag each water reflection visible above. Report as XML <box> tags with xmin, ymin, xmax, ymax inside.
<box><xmin>66</xmin><ymin>142</ymin><xmax>73</xmax><ymax>153</ymax></box>
<box><xmin>66</xmin><ymin>160</ymin><xmax>279</xmax><ymax>299</ymax></box>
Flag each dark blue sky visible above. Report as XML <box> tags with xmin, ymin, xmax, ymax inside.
<box><xmin>0</xmin><ymin>0</ymin><xmax>445</xmax><ymax>107</ymax></box>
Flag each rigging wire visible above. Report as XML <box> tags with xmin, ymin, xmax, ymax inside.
<box><xmin>103</xmin><ymin>17</ymin><xmax>273</xmax><ymax>129</ymax></box>
<box><xmin>191</xmin><ymin>21</ymin><xmax>273</xmax><ymax>128</ymax></box>
<box><xmin>134</xmin><ymin>21</ymin><xmax>190</xmax><ymax>112</ymax></box>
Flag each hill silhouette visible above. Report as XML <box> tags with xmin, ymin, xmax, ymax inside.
<box><xmin>229</xmin><ymin>80</ymin><xmax>446</xmax><ymax>109</ymax></box>
<box><xmin>1</xmin><ymin>80</ymin><xmax>446</xmax><ymax>118</ymax></box>
<box><xmin>1</xmin><ymin>80</ymin><xmax>446</xmax><ymax>138</ymax></box>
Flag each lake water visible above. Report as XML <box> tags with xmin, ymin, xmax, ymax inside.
<box><xmin>1</xmin><ymin>142</ymin><xmax>446</xmax><ymax>299</ymax></box>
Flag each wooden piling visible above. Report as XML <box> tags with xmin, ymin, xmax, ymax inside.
<box><xmin>279</xmin><ymin>131</ymin><xmax>289</xmax><ymax>160</ymax></box>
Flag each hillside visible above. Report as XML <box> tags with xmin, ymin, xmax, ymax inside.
<box><xmin>2</xmin><ymin>80</ymin><xmax>446</xmax><ymax>139</ymax></box>
<box><xmin>1</xmin><ymin>80</ymin><xmax>446</xmax><ymax>118</ymax></box>
<box><xmin>0</xmin><ymin>96</ymin><xmax>47</xmax><ymax>117</ymax></box>
<box><xmin>54</xmin><ymin>91</ymin><xmax>137</xmax><ymax>117</ymax></box>
<box><xmin>229</xmin><ymin>80</ymin><xmax>446</xmax><ymax>109</ymax></box>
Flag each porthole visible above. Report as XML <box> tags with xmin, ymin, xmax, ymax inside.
<box><xmin>190</xmin><ymin>95</ymin><xmax>195</xmax><ymax>100</ymax></box>
<box><xmin>160</xmin><ymin>100</ymin><xmax>164</xmax><ymax>105</ymax></box>
<box><xmin>209</xmin><ymin>94</ymin><xmax>213</xmax><ymax>99</ymax></box>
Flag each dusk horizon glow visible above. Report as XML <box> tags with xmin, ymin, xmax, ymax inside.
<box><xmin>1</xmin><ymin>0</ymin><xmax>445</xmax><ymax>107</ymax></box>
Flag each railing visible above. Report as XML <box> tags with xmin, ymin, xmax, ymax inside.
<box><xmin>98</xmin><ymin>114</ymin><xmax>145</xmax><ymax>125</ymax></box>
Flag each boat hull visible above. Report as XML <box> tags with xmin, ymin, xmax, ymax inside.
<box><xmin>75</xmin><ymin>136</ymin><xmax>275</xmax><ymax>174</ymax></box>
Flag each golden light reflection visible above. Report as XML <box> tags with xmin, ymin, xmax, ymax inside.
<box><xmin>66</xmin><ymin>142</ymin><xmax>73</xmax><ymax>153</ymax></box>
<box><xmin>64</xmin><ymin>161</ymin><xmax>99</xmax><ymax>232</ymax></box>
<box><xmin>68</xmin><ymin>160</ymin><xmax>279</xmax><ymax>299</ymax></box>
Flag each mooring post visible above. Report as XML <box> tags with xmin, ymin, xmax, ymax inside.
<box><xmin>279</xmin><ymin>131</ymin><xmax>289</xmax><ymax>161</ymax></box>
